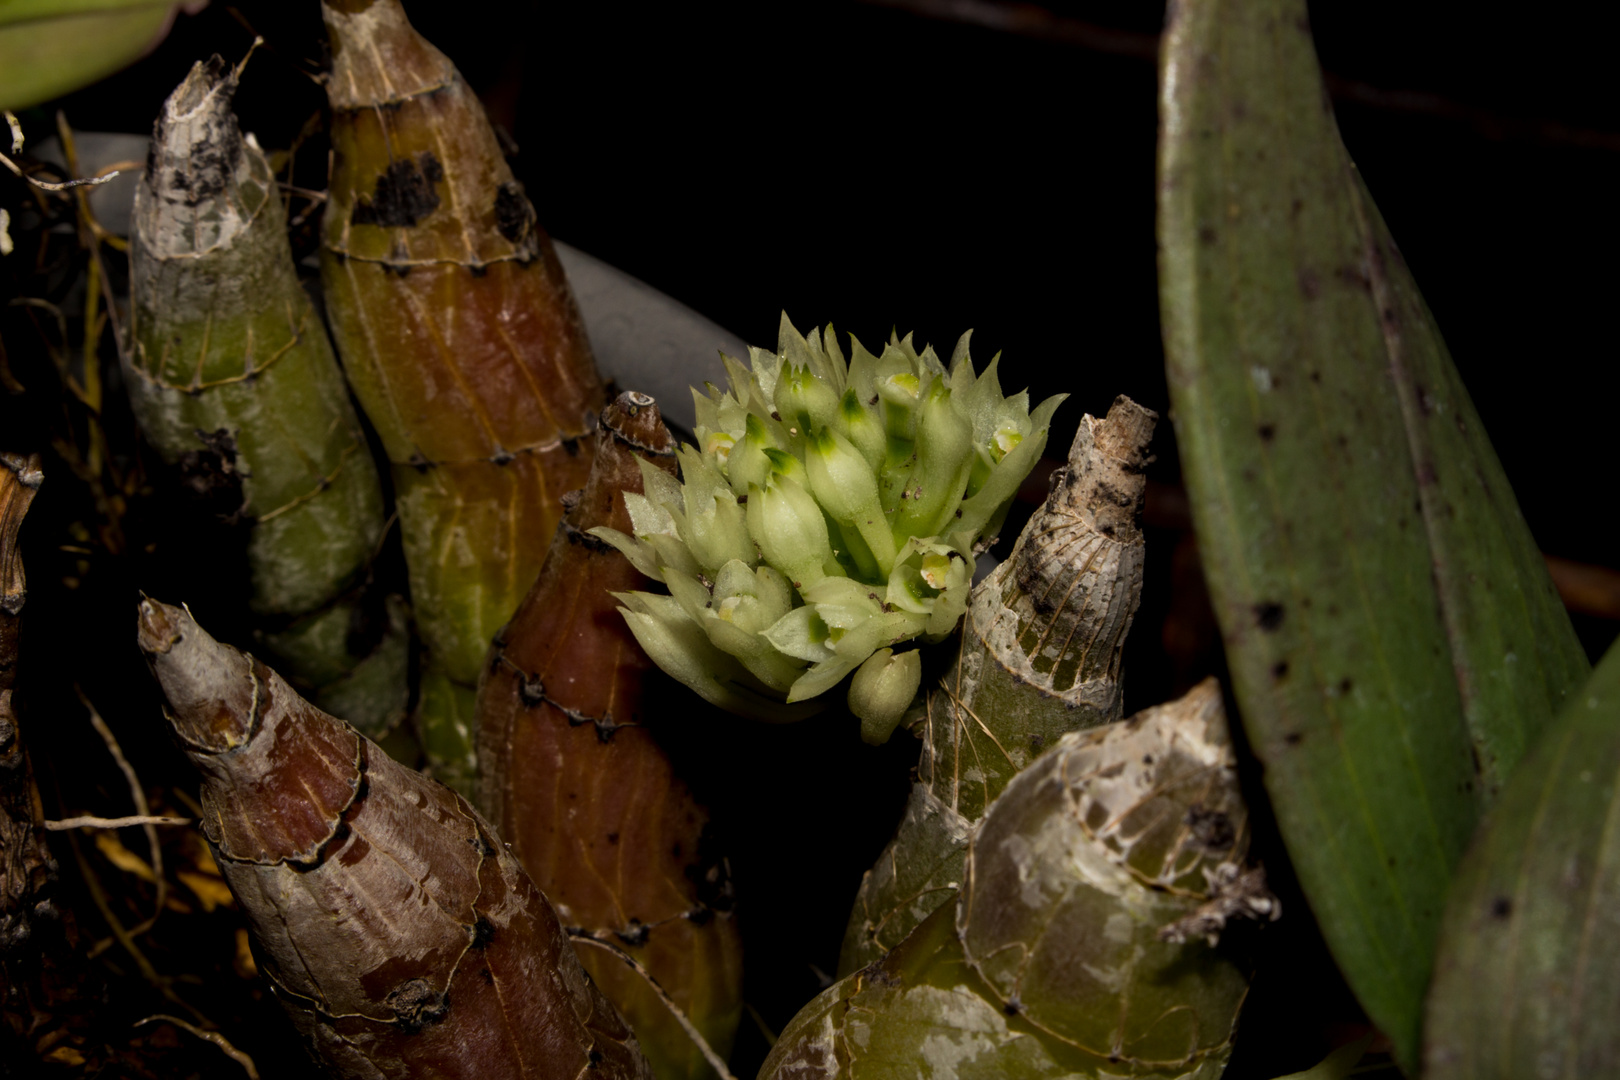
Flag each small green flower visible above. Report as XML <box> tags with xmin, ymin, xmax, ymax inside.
<box><xmin>594</xmin><ymin>315</ymin><xmax>1065</xmax><ymax>726</ymax></box>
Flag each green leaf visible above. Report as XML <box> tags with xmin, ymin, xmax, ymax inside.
<box><xmin>0</xmin><ymin>2</ymin><xmax>183</xmax><ymax>112</ymax></box>
<box><xmin>1156</xmin><ymin>0</ymin><xmax>1590</xmax><ymax>1069</ymax></box>
<box><xmin>1270</xmin><ymin>1035</ymin><xmax>1374</xmax><ymax>1080</ymax></box>
<box><xmin>1424</xmin><ymin>641</ymin><xmax>1620</xmax><ymax>1079</ymax></box>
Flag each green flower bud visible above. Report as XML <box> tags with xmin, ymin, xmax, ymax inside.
<box><xmin>892</xmin><ymin>380</ymin><xmax>973</xmax><ymax>542</ymax></box>
<box><xmin>834</xmin><ymin>387</ymin><xmax>886</xmax><ymax>473</ymax></box>
<box><xmin>876</xmin><ymin>370</ymin><xmax>922</xmax><ymax>466</ymax></box>
<box><xmin>676</xmin><ymin>447</ymin><xmax>755</xmax><ymax>573</ymax></box>
<box><xmin>850</xmin><ymin>648</ymin><xmax>923</xmax><ymax>745</ymax></box>
<box><xmin>774</xmin><ymin>363</ymin><xmax>841</xmax><ymax>440</ymax></box>
<box><xmin>807</xmin><ymin>428</ymin><xmax>896</xmax><ymax>578</ymax></box>
<box><xmin>762</xmin><ymin>446</ymin><xmax>809</xmax><ymax>487</ymax></box>
<box><xmin>724</xmin><ymin>412</ymin><xmax>775</xmax><ymax>497</ymax></box>
<box><xmin>747</xmin><ymin>476</ymin><xmax>835</xmax><ymax>591</ymax></box>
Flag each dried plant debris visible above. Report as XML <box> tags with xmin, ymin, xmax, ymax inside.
<box><xmin>127</xmin><ymin>56</ymin><xmax>408</xmax><ymax>741</ymax></box>
<box><xmin>839</xmin><ymin>395</ymin><xmax>1155</xmax><ymax>974</ymax></box>
<box><xmin>477</xmin><ymin>392</ymin><xmax>742</xmax><ymax>1080</ymax></box>
<box><xmin>137</xmin><ymin>598</ymin><xmax>651</xmax><ymax>1079</ymax></box>
<box><xmin>1</xmin><ymin>453</ymin><xmax>51</xmax><ymax>955</ymax></box>
<box><xmin>319</xmin><ymin>0</ymin><xmax>606</xmax><ymax>791</ymax></box>
<box><xmin>763</xmin><ymin>679</ymin><xmax>1272</xmax><ymax>1079</ymax></box>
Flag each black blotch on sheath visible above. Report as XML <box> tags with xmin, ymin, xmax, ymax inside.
<box><xmin>352</xmin><ymin>152</ymin><xmax>444</xmax><ymax>228</ymax></box>
<box><xmin>495</xmin><ymin>181</ymin><xmax>536</xmax><ymax>244</ymax></box>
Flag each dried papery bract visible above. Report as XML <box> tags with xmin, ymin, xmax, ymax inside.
<box><xmin>136</xmin><ymin>598</ymin><xmax>651</xmax><ymax>1079</ymax></box>
<box><xmin>477</xmin><ymin>392</ymin><xmax>742</xmax><ymax>1080</ymax></box>
<box><xmin>763</xmin><ymin>679</ymin><xmax>1268</xmax><ymax>1078</ymax></box>
<box><xmin>839</xmin><ymin>395</ymin><xmax>1155</xmax><ymax>973</ymax></box>
<box><xmin>319</xmin><ymin>0</ymin><xmax>606</xmax><ymax>792</ymax></box>
<box><xmin>127</xmin><ymin>57</ymin><xmax>409</xmax><ymax>743</ymax></box>
<box><xmin>1</xmin><ymin>454</ymin><xmax>51</xmax><ymax>955</ymax></box>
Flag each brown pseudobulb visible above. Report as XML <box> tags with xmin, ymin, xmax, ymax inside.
<box><xmin>477</xmin><ymin>392</ymin><xmax>743</xmax><ymax>1080</ymax></box>
<box><xmin>137</xmin><ymin>598</ymin><xmax>651</xmax><ymax>1079</ymax></box>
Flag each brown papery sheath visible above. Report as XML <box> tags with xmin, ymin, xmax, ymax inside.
<box><xmin>477</xmin><ymin>393</ymin><xmax>743</xmax><ymax>1080</ymax></box>
<box><xmin>136</xmin><ymin>598</ymin><xmax>651</xmax><ymax>1080</ymax></box>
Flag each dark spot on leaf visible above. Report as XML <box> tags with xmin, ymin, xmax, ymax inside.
<box><xmin>1003</xmin><ymin>998</ymin><xmax>1022</xmax><ymax>1016</ymax></box>
<box><xmin>1490</xmin><ymin>896</ymin><xmax>1512</xmax><ymax>919</ymax></box>
<box><xmin>1339</xmin><ymin>677</ymin><xmax>1353</xmax><ymax>696</ymax></box>
<box><xmin>588</xmin><ymin>1048</ymin><xmax>604</xmax><ymax>1067</ymax></box>
<box><xmin>1284</xmin><ymin>731</ymin><xmax>1304</xmax><ymax>746</ymax></box>
<box><xmin>471</xmin><ymin>917</ymin><xmax>495</xmax><ymax>949</ymax></box>
<box><xmin>1198</xmin><ymin>226</ymin><xmax>1218</xmax><ymax>246</ymax></box>
<box><xmin>1258</xmin><ymin>423</ymin><xmax>1276</xmax><ymax>442</ymax></box>
<box><xmin>351</xmin><ymin>152</ymin><xmax>443</xmax><ymax>228</ymax></box>
<box><xmin>606</xmin><ymin>832</ymin><xmax>619</xmax><ymax>845</ymax></box>
<box><xmin>1254</xmin><ymin>602</ymin><xmax>1284</xmax><ymax>632</ymax></box>
<box><xmin>1272</xmin><ymin>660</ymin><xmax>1289</xmax><ymax>680</ymax></box>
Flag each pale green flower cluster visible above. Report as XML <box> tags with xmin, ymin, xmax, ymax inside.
<box><xmin>593</xmin><ymin>316</ymin><xmax>1064</xmax><ymax>735</ymax></box>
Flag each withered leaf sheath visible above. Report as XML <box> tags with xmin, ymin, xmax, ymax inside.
<box><xmin>136</xmin><ymin>599</ymin><xmax>651</xmax><ymax>1080</ymax></box>
<box><xmin>764</xmin><ymin>680</ymin><xmax>1268</xmax><ymax>1079</ymax></box>
<box><xmin>127</xmin><ymin>58</ymin><xmax>408</xmax><ymax>741</ymax></box>
<box><xmin>1</xmin><ymin>454</ymin><xmax>52</xmax><ymax>955</ymax></box>
<box><xmin>477</xmin><ymin>393</ymin><xmax>743</xmax><ymax>1080</ymax></box>
<box><xmin>839</xmin><ymin>396</ymin><xmax>1155</xmax><ymax>974</ymax></box>
<box><xmin>319</xmin><ymin>0</ymin><xmax>606</xmax><ymax>792</ymax></box>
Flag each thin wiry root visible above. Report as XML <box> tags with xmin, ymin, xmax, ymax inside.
<box><xmin>134</xmin><ymin>1014</ymin><xmax>260</xmax><ymax>1080</ymax></box>
<box><xmin>80</xmin><ymin>687</ymin><xmax>168</xmax><ymax>924</ymax></box>
<box><xmin>45</xmin><ymin>815</ymin><xmax>191</xmax><ymax>831</ymax></box>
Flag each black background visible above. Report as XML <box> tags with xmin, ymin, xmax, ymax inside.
<box><xmin>10</xmin><ymin>1</ymin><xmax>1617</xmax><ymax>1076</ymax></box>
